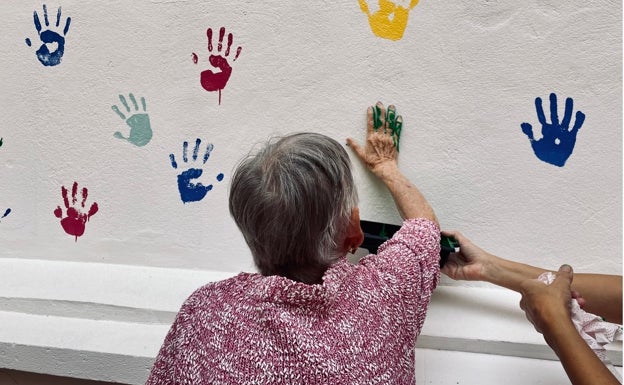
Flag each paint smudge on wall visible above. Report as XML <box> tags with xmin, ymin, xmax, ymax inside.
<box><xmin>192</xmin><ymin>27</ymin><xmax>242</xmax><ymax>105</ymax></box>
<box><xmin>112</xmin><ymin>93</ymin><xmax>152</xmax><ymax>147</ymax></box>
<box><xmin>25</xmin><ymin>4</ymin><xmax>71</xmax><ymax>66</ymax></box>
<box><xmin>358</xmin><ymin>0</ymin><xmax>419</xmax><ymax>41</ymax></box>
<box><xmin>169</xmin><ymin>138</ymin><xmax>224</xmax><ymax>203</ymax></box>
<box><xmin>53</xmin><ymin>182</ymin><xmax>98</xmax><ymax>241</ymax></box>
<box><xmin>521</xmin><ymin>93</ymin><xmax>585</xmax><ymax>167</ymax></box>
<box><xmin>0</xmin><ymin>208</ymin><xmax>11</xmax><ymax>222</ymax></box>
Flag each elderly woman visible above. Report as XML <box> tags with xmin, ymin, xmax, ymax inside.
<box><xmin>146</xmin><ymin>102</ymin><xmax>440</xmax><ymax>385</ymax></box>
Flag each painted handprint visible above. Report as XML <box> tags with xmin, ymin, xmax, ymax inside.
<box><xmin>521</xmin><ymin>93</ymin><xmax>586</xmax><ymax>167</ymax></box>
<box><xmin>170</xmin><ymin>139</ymin><xmax>224</xmax><ymax>203</ymax></box>
<box><xmin>358</xmin><ymin>0</ymin><xmax>419</xmax><ymax>41</ymax></box>
<box><xmin>53</xmin><ymin>182</ymin><xmax>99</xmax><ymax>241</ymax></box>
<box><xmin>25</xmin><ymin>4</ymin><xmax>71</xmax><ymax>66</ymax></box>
<box><xmin>112</xmin><ymin>93</ymin><xmax>152</xmax><ymax>147</ymax></box>
<box><xmin>192</xmin><ymin>27</ymin><xmax>242</xmax><ymax>105</ymax></box>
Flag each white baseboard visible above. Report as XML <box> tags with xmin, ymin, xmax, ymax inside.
<box><xmin>0</xmin><ymin>258</ymin><xmax>620</xmax><ymax>384</ymax></box>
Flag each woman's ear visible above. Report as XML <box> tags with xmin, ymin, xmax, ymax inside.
<box><xmin>343</xmin><ymin>207</ymin><xmax>364</xmax><ymax>253</ymax></box>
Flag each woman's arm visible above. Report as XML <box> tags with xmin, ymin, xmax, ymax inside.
<box><xmin>442</xmin><ymin>230</ymin><xmax>622</xmax><ymax>324</ymax></box>
<box><xmin>346</xmin><ymin>102</ymin><xmax>438</xmax><ymax>225</ymax></box>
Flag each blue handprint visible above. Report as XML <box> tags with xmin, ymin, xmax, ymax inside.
<box><xmin>521</xmin><ymin>93</ymin><xmax>585</xmax><ymax>167</ymax></box>
<box><xmin>112</xmin><ymin>93</ymin><xmax>153</xmax><ymax>147</ymax></box>
<box><xmin>25</xmin><ymin>5</ymin><xmax>71</xmax><ymax>67</ymax></box>
<box><xmin>169</xmin><ymin>139</ymin><xmax>224</xmax><ymax>203</ymax></box>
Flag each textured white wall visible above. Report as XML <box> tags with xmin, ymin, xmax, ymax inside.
<box><xmin>0</xmin><ymin>0</ymin><xmax>621</xmax><ymax>283</ymax></box>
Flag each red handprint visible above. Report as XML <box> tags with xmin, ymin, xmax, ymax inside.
<box><xmin>53</xmin><ymin>182</ymin><xmax>99</xmax><ymax>241</ymax></box>
<box><xmin>192</xmin><ymin>27</ymin><xmax>242</xmax><ymax>105</ymax></box>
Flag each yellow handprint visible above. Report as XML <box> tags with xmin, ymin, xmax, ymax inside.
<box><xmin>358</xmin><ymin>0</ymin><xmax>419</xmax><ymax>41</ymax></box>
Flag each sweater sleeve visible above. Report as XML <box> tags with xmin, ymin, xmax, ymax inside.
<box><xmin>145</xmin><ymin>292</ymin><xmax>202</xmax><ymax>385</ymax></box>
<box><xmin>145</xmin><ymin>318</ymin><xmax>180</xmax><ymax>385</ymax></box>
<box><xmin>358</xmin><ymin>218</ymin><xmax>441</xmax><ymax>337</ymax></box>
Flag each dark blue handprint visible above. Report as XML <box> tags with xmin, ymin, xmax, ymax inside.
<box><xmin>169</xmin><ymin>139</ymin><xmax>224</xmax><ymax>203</ymax></box>
<box><xmin>25</xmin><ymin>5</ymin><xmax>71</xmax><ymax>67</ymax></box>
<box><xmin>521</xmin><ymin>93</ymin><xmax>585</xmax><ymax>167</ymax></box>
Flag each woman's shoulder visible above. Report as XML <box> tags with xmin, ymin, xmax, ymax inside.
<box><xmin>181</xmin><ymin>272</ymin><xmax>261</xmax><ymax>312</ymax></box>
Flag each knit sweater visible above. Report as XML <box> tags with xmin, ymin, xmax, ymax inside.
<box><xmin>146</xmin><ymin>218</ymin><xmax>440</xmax><ymax>385</ymax></box>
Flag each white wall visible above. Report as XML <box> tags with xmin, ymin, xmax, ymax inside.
<box><xmin>0</xmin><ymin>0</ymin><xmax>621</xmax><ymax>280</ymax></box>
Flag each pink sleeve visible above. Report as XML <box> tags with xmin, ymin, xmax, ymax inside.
<box><xmin>359</xmin><ymin>218</ymin><xmax>441</xmax><ymax>336</ymax></box>
<box><xmin>145</xmin><ymin>320</ymin><xmax>178</xmax><ymax>385</ymax></box>
<box><xmin>145</xmin><ymin>294</ymin><xmax>201</xmax><ymax>385</ymax></box>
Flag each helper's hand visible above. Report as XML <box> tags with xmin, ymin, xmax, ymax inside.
<box><xmin>440</xmin><ymin>230</ymin><xmax>494</xmax><ymax>281</ymax></box>
<box><xmin>519</xmin><ymin>264</ymin><xmax>574</xmax><ymax>335</ymax></box>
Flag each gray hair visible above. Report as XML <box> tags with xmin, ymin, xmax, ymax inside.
<box><xmin>229</xmin><ymin>133</ymin><xmax>358</xmax><ymax>282</ymax></box>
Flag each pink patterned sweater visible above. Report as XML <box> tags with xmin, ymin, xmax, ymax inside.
<box><xmin>146</xmin><ymin>218</ymin><xmax>440</xmax><ymax>385</ymax></box>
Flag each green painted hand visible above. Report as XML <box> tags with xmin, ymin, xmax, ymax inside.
<box><xmin>372</xmin><ymin>103</ymin><xmax>403</xmax><ymax>151</ymax></box>
<box><xmin>112</xmin><ymin>93</ymin><xmax>153</xmax><ymax>147</ymax></box>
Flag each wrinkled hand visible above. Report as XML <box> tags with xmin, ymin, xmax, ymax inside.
<box><xmin>519</xmin><ymin>265</ymin><xmax>574</xmax><ymax>334</ymax></box>
<box><xmin>347</xmin><ymin>102</ymin><xmax>402</xmax><ymax>177</ymax></box>
<box><xmin>440</xmin><ymin>230</ymin><xmax>492</xmax><ymax>281</ymax></box>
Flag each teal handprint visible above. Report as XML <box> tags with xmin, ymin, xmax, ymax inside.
<box><xmin>112</xmin><ymin>93</ymin><xmax>153</xmax><ymax>147</ymax></box>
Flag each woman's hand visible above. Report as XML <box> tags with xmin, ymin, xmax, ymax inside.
<box><xmin>346</xmin><ymin>102</ymin><xmax>437</xmax><ymax>223</ymax></box>
<box><xmin>347</xmin><ymin>101</ymin><xmax>401</xmax><ymax>178</ymax></box>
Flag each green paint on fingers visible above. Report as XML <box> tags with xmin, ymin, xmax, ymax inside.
<box><xmin>386</xmin><ymin>107</ymin><xmax>396</xmax><ymax>126</ymax></box>
<box><xmin>372</xmin><ymin>103</ymin><xmax>402</xmax><ymax>151</ymax></box>
<box><xmin>391</xmin><ymin>117</ymin><xmax>403</xmax><ymax>152</ymax></box>
<box><xmin>373</xmin><ymin>105</ymin><xmax>383</xmax><ymax>129</ymax></box>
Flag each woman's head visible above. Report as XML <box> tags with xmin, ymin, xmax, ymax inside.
<box><xmin>229</xmin><ymin>133</ymin><xmax>359</xmax><ymax>283</ymax></box>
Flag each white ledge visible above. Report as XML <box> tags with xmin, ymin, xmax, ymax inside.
<box><xmin>0</xmin><ymin>258</ymin><xmax>620</xmax><ymax>384</ymax></box>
